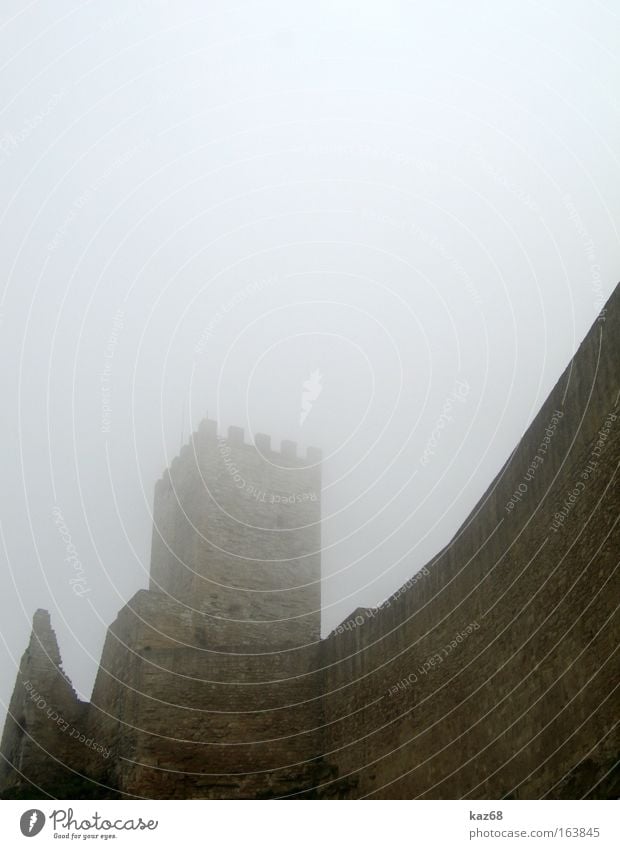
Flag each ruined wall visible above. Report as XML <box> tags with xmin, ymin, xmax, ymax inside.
<box><xmin>319</xmin><ymin>289</ymin><xmax>620</xmax><ymax>799</ymax></box>
<box><xmin>0</xmin><ymin>611</ymin><xmax>93</xmax><ymax>798</ymax></box>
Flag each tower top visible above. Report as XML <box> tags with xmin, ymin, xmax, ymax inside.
<box><xmin>156</xmin><ymin>418</ymin><xmax>322</xmax><ymax>490</ymax></box>
<box><xmin>149</xmin><ymin>417</ymin><xmax>322</xmax><ymax>645</ymax></box>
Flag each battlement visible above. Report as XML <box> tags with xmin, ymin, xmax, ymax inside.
<box><xmin>196</xmin><ymin>418</ymin><xmax>322</xmax><ymax>460</ymax></box>
<box><xmin>156</xmin><ymin>419</ymin><xmax>322</xmax><ymax>490</ymax></box>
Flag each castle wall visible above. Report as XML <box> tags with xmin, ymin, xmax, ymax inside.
<box><xmin>319</xmin><ymin>291</ymin><xmax>620</xmax><ymax>799</ymax></box>
<box><xmin>86</xmin><ymin>590</ymin><xmax>330</xmax><ymax>798</ymax></box>
<box><xmin>2</xmin><ymin>287</ymin><xmax>618</xmax><ymax>800</ymax></box>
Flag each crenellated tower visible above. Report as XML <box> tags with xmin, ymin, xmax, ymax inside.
<box><xmin>149</xmin><ymin>419</ymin><xmax>322</xmax><ymax>645</ymax></box>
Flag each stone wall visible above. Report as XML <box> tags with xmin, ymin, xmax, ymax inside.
<box><xmin>85</xmin><ymin>589</ymin><xmax>331</xmax><ymax>798</ymax></box>
<box><xmin>0</xmin><ymin>611</ymin><xmax>93</xmax><ymax>798</ymax></box>
<box><xmin>1</xmin><ymin>286</ymin><xmax>618</xmax><ymax>800</ymax></box>
<box><xmin>318</xmin><ymin>289</ymin><xmax>619</xmax><ymax>799</ymax></box>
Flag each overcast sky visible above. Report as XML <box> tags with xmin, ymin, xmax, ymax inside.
<box><xmin>0</xmin><ymin>0</ymin><xmax>618</xmax><ymax>717</ymax></box>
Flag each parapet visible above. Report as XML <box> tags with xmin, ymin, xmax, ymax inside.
<box><xmin>227</xmin><ymin>425</ymin><xmax>244</xmax><ymax>446</ymax></box>
<box><xmin>192</xmin><ymin>419</ymin><xmax>321</xmax><ymax>459</ymax></box>
<box><xmin>217</xmin><ymin>424</ymin><xmax>321</xmax><ymax>462</ymax></box>
<box><xmin>198</xmin><ymin>418</ymin><xmax>217</xmax><ymax>439</ymax></box>
<box><xmin>281</xmin><ymin>439</ymin><xmax>297</xmax><ymax>459</ymax></box>
<box><xmin>154</xmin><ymin>418</ymin><xmax>322</xmax><ymax>488</ymax></box>
<box><xmin>255</xmin><ymin>433</ymin><xmax>271</xmax><ymax>453</ymax></box>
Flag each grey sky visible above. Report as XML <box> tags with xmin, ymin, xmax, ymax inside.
<box><xmin>0</xmin><ymin>0</ymin><xmax>618</xmax><ymax>719</ymax></box>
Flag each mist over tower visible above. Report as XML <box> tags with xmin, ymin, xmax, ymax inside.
<box><xmin>149</xmin><ymin>418</ymin><xmax>323</xmax><ymax>645</ymax></box>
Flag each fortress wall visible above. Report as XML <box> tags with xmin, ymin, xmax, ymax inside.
<box><xmin>87</xmin><ymin>590</ymin><xmax>328</xmax><ymax>799</ymax></box>
<box><xmin>2</xmin><ymin>288</ymin><xmax>618</xmax><ymax>801</ymax></box>
<box><xmin>149</xmin><ymin>422</ymin><xmax>321</xmax><ymax>644</ymax></box>
<box><xmin>319</xmin><ymin>291</ymin><xmax>620</xmax><ymax>799</ymax></box>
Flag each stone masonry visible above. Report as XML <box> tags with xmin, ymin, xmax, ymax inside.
<box><xmin>0</xmin><ymin>285</ymin><xmax>618</xmax><ymax>799</ymax></box>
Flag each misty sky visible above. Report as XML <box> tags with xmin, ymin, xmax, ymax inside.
<box><xmin>1</xmin><ymin>0</ymin><xmax>619</xmax><ymax>716</ymax></box>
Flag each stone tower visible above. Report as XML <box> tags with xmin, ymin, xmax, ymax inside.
<box><xmin>77</xmin><ymin>423</ymin><xmax>328</xmax><ymax>797</ymax></box>
<box><xmin>149</xmin><ymin>419</ymin><xmax>322</xmax><ymax>645</ymax></box>
<box><xmin>0</xmin><ymin>423</ymin><xmax>328</xmax><ymax>799</ymax></box>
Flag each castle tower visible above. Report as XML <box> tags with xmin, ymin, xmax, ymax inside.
<box><xmin>149</xmin><ymin>420</ymin><xmax>322</xmax><ymax>646</ymax></box>
<box><xmin>79</xmin><ymin>424</ymin><xmax>329</xmax><ymax>798</ymax></box>
<box><xmin>1</xmin><ymin>426</ymin><xmax>329</xmax><ymax>799</ymax></box>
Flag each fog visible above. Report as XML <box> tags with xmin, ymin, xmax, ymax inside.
<box><xmin>1</xmin><ymin>0</ymin><xmax>618</xmax><ymax>717</ymax></box>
